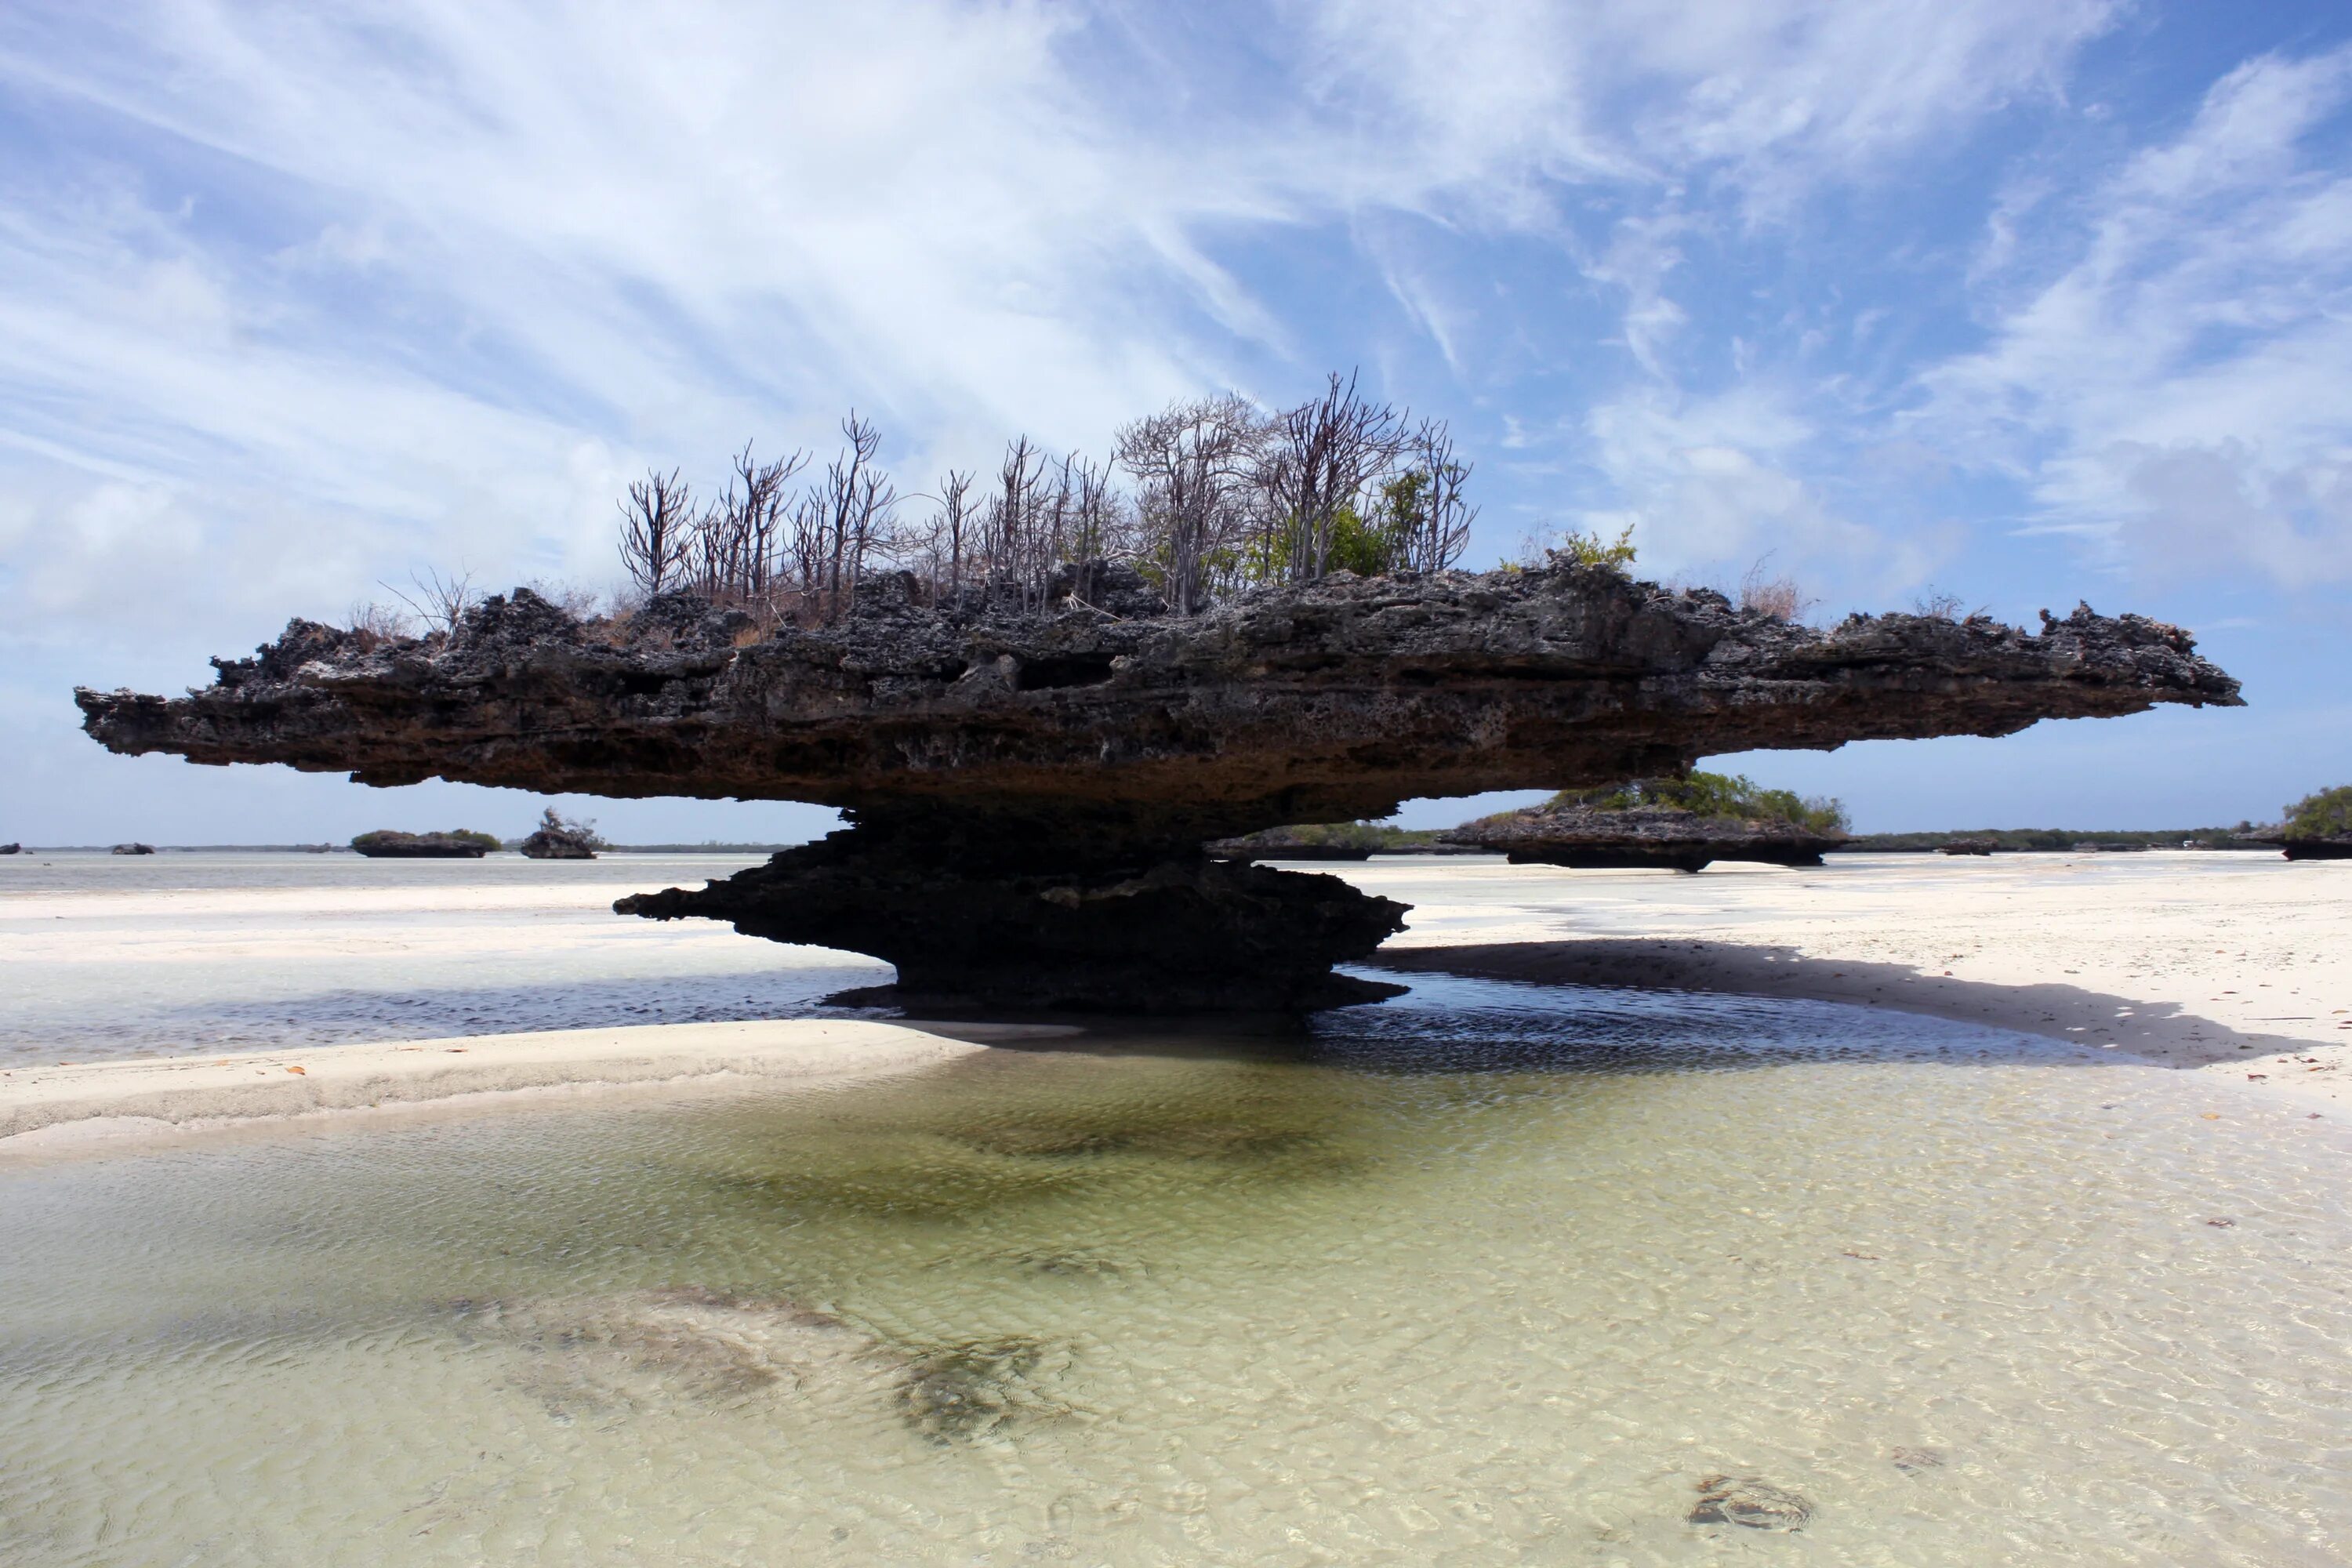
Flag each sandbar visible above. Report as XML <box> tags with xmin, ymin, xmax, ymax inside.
<box><xmin>0</xmin><ymin>1018</ymin><xmax>997</xmax><ymax>1157</ymax></box>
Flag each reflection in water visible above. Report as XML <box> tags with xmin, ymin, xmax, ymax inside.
<box><xmin>2</xmin><ymin>978</ymin><xmax>2349</xmax><ymax>1565</ymax></box>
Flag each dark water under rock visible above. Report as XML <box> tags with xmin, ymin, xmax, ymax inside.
<box><xmin>3</xmin><ymin>976</ymin><xmax>2348</xmax><ymax>1565</ymax></box>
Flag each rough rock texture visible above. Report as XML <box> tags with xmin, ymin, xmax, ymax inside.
<box><xmin>518</xmin><ymin>829</ymin><xmax>597</xmax><ymax>859</ymax></box>
<box><xmin>619</xmin><ymin>819</ymin><xmax>1409</xmax><ymax>1011</ymax></box>
<box><xmin>351</xmin><ymin>830</ymin><xmax>490</xmax><ymax>859</ymax></box>
<box><xmin>77</xmin><ymin>567</ymin><xmax>2239</xmax><ymax>839</ymax></box>
<box><xmin>76</xmin><ymin>564</ymin><xmax>2241</xmax><ymax>1010</ymax></box>
<box><xmin>1440</xmin><ymin>804</ymin><xmax>1843</xmax><ymax>872</ymax></box>
<box><xmin>518</xmin><ymin>811</ymin><xmax>601</xmax><ymax>860</ymax></box>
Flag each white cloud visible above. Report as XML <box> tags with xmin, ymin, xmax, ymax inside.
<box><xmin>1298</xmin><ymin>0</ymin><xmax>2121</xmax><ymax>216</ymax></box>
<box><xmin>1915</xmin><ymin>45</ymin><xmax>2352</xmax><ymax>586</ymax></box>
<box><xmin>1575</xmin><ymin>383</ymin><xmax>1951</xmax><ymax>595</ymax></box>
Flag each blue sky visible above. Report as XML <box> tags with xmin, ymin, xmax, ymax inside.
<box><xmin>2</xmin><ymin>0</ymin><xmax>2347</xmax><ymax>843</ymax></box>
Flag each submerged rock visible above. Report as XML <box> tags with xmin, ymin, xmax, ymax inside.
<box><xmin>77</xmin><ymin>568</ymin><xmax>2239</xmax><ymax>1009</ymax></box>
<box><xmin>898</xmin><ymin>1336</ymin><xmax>1070</xmax><ymax>1444</ymax></box>
<box><xmin>458</xmin><ymin>1286</ymin><xmax>1071</xmax><ymax>1443</ymax></box>
<box><xmin>1689</xmin><ymin>1475</ymin><xmax>1813</xmax><ymax>1530</ymax></box>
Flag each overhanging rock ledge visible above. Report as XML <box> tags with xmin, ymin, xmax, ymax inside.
<box><xmin>76</xmin><ymin>563</ymin><xmax>2240</xmax><ymax>1010</ymax></box>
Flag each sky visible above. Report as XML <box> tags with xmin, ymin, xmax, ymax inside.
<box><xmin>2</xmin><ymin>0</ymin><xmax>2348</xmax><ymax>844</ymax></box>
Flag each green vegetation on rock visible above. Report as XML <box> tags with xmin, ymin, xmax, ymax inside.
<box><xmin>2284</xmin><ymin>785</ymin><xmax>2352</xmax><ymax>839</ymax></box>
<box><xmin>1545</xmin><ymin>771</ymin><xmax>1848</xmax><ymax>834</ymax></box>
<box><xmin>350</xmin><ymin>828</ymin><xmax>501</xmax><ymax>854</ymax></box>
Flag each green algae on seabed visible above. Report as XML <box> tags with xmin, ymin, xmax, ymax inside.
<box><xmin>2</xmin><ymin>978</ymin><xmax>2350</xmax><ymax>1566</ymax></box>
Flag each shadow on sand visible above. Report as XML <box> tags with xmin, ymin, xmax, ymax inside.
<box><xmin>1368</xmin><ymin>938</ymin><xmax>2308</xmax><ymax>1072</ymax></box>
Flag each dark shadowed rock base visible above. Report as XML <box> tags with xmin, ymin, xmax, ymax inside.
<box><xmin>2280</xmin><ymin>838</ymin><xmax>2352</xmax><ymax>861</ymax></box>
<box><xmin>616</xmin><ymin>818</ymin><xmax>1410</xmax><ymax>1013</ymax></box>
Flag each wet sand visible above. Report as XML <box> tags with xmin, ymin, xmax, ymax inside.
<box><xmin>1345</xmin><ymin>851</ymin><xmax>2352</xmax><ymax>1108</ymax></box>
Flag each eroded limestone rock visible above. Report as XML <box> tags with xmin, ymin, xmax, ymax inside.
<box><xmin>76</xmin><ymin>565</ymin><xmax>2239</xmax><ymax>1009</ymax></box>
<box><xmin>1441</xmin><ymin>801</ymin><xmax>1844</xmax><ymax>872</ymax></box>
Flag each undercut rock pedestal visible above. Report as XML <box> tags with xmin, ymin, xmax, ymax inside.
<box><xmin>75</xmin><ymin>564</ymin><xmax>2243</xmax><ymax>1011</ymax></box>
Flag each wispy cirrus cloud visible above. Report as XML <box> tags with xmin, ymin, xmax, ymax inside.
<box><xmin>1914</xmin><ymin>44</ymin><xmax>2352</xmax><ymax>586</ymax></box>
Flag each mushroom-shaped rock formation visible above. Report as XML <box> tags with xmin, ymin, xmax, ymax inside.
<box><xmin>1442</xmin><ymin>793</ymin><xmax>1845</xmax><ymax>873</ymax></box>
<box><xmin>77</xmin><ymin>564</ymin><xmax>2240</xmax><ymax>1010</ymax></box>
<box><xmin>517</xmin><ymin>808</ymin><xmax>604</xmax><ymax>860</ymax></box>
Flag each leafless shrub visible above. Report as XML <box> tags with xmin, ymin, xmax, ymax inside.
<box><xmin>1911</xmin><ymin>589</ymin><xmax>1984</xmax><ymax>622</ymax></box>
<box><xmin>384</xmin><ymin>566</ymin><xmax>478</xmax><ymax>636</ymax></box>
<box><xmin>615</xmin><ymin>372</ymin><xmax>1484</xmax><ymax>622</ymax></box>
<box><xmin>521</xmin><ymin>580</ymin><xmax>602</xmax><ymax>621</ymax></box>
<box><xmin>619</xmin><ymin>470</ymin><xmax>695</xmax><ymax>597</ymax></box>
<box><xmin>787</xmin><ymin>412</ymin><xmax>899</xmax><ymax>622</ymax></box>
<box><xmin>686</xmin><ymin>441</ymin><xmax>808</xmax><ymax>614</ymax></box>
<box><xmin>347</xmin><ymin>599</ymin><xmax>415</xmax><ymax>640</ymax></box>
<box><xmin>1737</xmin><ymin>557</ymin><xmax>1814</xmax><ymax>622</ymax></box>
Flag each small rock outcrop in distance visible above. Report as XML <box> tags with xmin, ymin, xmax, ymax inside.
<box><xmin>1939</xmin><ymin>838</ymin><xmax>1998</xmax><ymax>856</ymax></box>
<box><xmin>1207</xmin><ymin>825</ymin><xmax>1377</xmax><ymax>862</ymax></box>
<box><xmin>110</xmin><ymin>842</ymin><xmax>155</xmax><ymax>855</ymax></box>
<box><xmin>1443</xmin><ymin>802</ymin><xmax>1844</xmax><ymax>873</ymax></box>
<box><xmin>0</xmin><ymin>843</ymin><xmax>20</xmax><ymax>855</ymax></box>
<box><xmin>2240</xmin><ymin>784</ymin><xmax>2352</xmax><ymax>859</ymax></box>
<box><xmin>351</xmin><ymin>829</ymin><xmax>495</xmax><ymax>859</ymax></box>
<box><xmin>76</xmin><ymin>564</ymin><xmax>2242</xmax><ymax>1010</ymax></box>
<box><xmin>517</xmin><ymin>808</ymin><xmax>604</xmax><ymax>860</ymax></box>
<box><xmin>2234</xmin><ymin>830</ymin><xmax>2352</xmax><ymax>861</ymax></box>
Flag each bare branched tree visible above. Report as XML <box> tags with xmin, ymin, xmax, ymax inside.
<box><xmin>610</xmin><ymin>373</ymin><xmax>1481</xmax><ymax>622</ymax></box>
<box><xmin>687</xmin><ymin>441</ymin><xmax>808</xmax><ymax>610</ymax></box>
<box><xmin>1258</xmin><ymin>370</ymin><xmax>1410</xmax><ymax>582</ymax></box>
<box><xmin>1115</xmin><ymin>394</ymin><xmax>1268</xmax><ymax>615</ymax></box>
<box><xmin>1392</xmin><ymin>419</ymin><xmax>1477</xmax><ymax>573</ymax></box>
<box><xmin>619</xmin><ymin>469</ymin><xmax>695</xmax><ymax>598</ymax></box>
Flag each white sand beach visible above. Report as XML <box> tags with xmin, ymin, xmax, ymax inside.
<box><xmin>1353</xmin><ymin>851</ymin><xmax>2352</xmax><ymax>1107</ymax></box>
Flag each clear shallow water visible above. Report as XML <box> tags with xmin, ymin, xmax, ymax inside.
<box><xmin>0</xmin><ymin>852</ymin><xmax>884</xmax><ymax>1058</ymax></box>
<box><xmin>3</xmin><ymin>978</ymin><xmax>2347</xmax><ymax>1566</ymax></box>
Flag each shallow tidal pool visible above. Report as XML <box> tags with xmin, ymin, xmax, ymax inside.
<box><xmin>2</xmin><ymin>977</ymin><xmax>2347</xmax><ymax>1566</ymax></box>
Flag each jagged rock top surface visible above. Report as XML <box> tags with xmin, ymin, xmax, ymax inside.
<box><xmin>77</xmin><ymin>564</ymin><xmax>2240</xmax><ymax>844</ymax></box>
<box><xmin>1441</xmin><ymin>804</ymin><xmax>1845</xmax><ymax>856</ymax></box>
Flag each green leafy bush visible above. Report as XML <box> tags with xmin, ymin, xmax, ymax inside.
<box><xmin>2285</xmin><ymin>784</ymin><xmax>2352</xmax><ymax>838</ymax></box>
<box><xmin>1547</xmin><ymin>771</ymin><xmax>1849</xmax><ymax>833</ymax></box>
<box><xmin>350</xmin><ymin>828</ymin><xmax>501</xmax><ymax>853</ymax></box>
<box><xmin>1544</xmin><ymin>524</ymin><xmax>1638</xmax><ymax>571</ymax></box>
